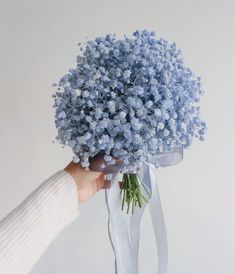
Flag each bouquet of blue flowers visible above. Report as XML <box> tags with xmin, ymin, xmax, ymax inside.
<box><xmin>53</xmin><ymin>30</ymin><xmax>206</xmax><ymax>213</ymax></box>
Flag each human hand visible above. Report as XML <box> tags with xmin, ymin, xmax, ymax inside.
<box><xmin>64</xmin><ymin>162</ymin><xmax>109</xmax><ymax>203</ymax></box>
<box><xmin>64</xmin><ymin>154</ymin><xmax>123</xmax><ymax>203</ymax></box>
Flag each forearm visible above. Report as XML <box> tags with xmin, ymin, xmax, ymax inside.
<box><xmin>0</xmin><ymin>170</ymin><xmax>79</xmax><ymax>274</ymax></box>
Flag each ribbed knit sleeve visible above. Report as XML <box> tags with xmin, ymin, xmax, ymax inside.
<box><xmin>0</xmin><ymin>170</ymin><xmax>79</xmax><ymax>274</ymax></box>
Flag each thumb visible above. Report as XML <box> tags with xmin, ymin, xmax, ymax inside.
<box><xmin>95</xmin><ymin>173</ymin><xmax>108</xmax><ymax>191</ymax></box>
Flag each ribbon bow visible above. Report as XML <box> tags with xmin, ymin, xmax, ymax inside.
<box><xmin>105</xmin><ymin>146</ymin><xmax>183</xmax><ymax>274</ymax></box>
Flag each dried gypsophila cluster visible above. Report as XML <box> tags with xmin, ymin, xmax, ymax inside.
<box><xmin>53</xmin><ymin>30</ymin><xmax>207</xmax><ymax>172</ymax></box>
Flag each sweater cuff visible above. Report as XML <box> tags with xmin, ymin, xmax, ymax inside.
<box><xmin>49</xmin><ymin>169</ymin><xmax>80</xmax><ymax>218</ymax></box>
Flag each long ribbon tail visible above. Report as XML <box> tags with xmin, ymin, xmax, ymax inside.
<box><xmin>148</xmin><ymin>164</ymin><xmax>168</xmax><ymax>274</ymax></box>
<box><xmin>130</xmin><ymin>201</ymin><xmax>147</xmax><ymax>274</ymax></box>
<box><xmin>105</xmin><ymin>172</ymin><xmax>137</xmax><ymax>274</ymax></box>
<box><xmin>131</xmin><ymin>163</ymin><xmax>168</xmax><ymax>274</ymax></box>
<box><xmin>105</xmin><ymin>189</ymin><xmax>118</xmax><ymax>274</ymax></box>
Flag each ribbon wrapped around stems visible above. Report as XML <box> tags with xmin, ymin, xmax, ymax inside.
<box><xmin>91</xmin><ymin>146</ymin><xmax>183</xmax><ymax>274</ymax></box>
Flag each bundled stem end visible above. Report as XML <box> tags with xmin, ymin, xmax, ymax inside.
<box><xmin>121</xmin><ymin>173</ymin><xmax>149</xmax><ymax>214</ymax></box>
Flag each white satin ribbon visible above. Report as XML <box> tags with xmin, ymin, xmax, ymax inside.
<box><xmin>105</xmin><ymin>146</ymin><xmax>183</xmax><ymax>274</ymax></box>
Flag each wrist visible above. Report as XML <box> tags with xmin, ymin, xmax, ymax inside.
<box><xmin>64</xmin><ymin>162</ymin><xmax>83</xmax><ymax>199</ymax></box>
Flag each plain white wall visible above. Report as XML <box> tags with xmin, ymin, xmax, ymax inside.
<box><xmin>0</xmin><ymin>0</ymin><xmax>234</xmax><ymax>273</ymax></box>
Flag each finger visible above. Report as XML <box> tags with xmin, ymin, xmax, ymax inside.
<box><xmin>101</xmin><ymin>181</ymin><xmax>123</xmax><ymax>189</ymax></box>
<box><xmin>102</xmin><ymin>180</ymin><xmax>111</xmax><ymax>189</ymax></box>
<box><xmin>96</xmin><ymin>173</ymin><xmax>107</xmax><ymax>192</ymax></box>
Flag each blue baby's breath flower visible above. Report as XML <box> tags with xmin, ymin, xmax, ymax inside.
<box><xmin>53</xmin><ymin>30</ymin><xmax>207</xmax><ymax>172</ymax></box>
<box><xmin>157</xmin><ymin>122</ymin><xmax>165</xmax><ymax>130</ymax></box>
<box><xmin>123</xmin><ymin>70</ymin><xmax>131</xmax><ymax>80</ymax></box>
<box><xmin>145</xmin><ymin>101</ymin><xmax>153</xmax><ymax>109</ymax></box>
<box><xmin>154</xmin><ymin>109</ymin><xmax>162</xmax><ymax>117</ymax></box>
<box><xmin>119</xmin><ymin>111</ymin><xmax>127</xmax><ymax>119</ymax></box>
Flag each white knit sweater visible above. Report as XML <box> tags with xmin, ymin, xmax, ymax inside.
<box><xmin>0</xmin><ymin>170</ymin><xmax>79</xmax><ymax>274</ymax></box>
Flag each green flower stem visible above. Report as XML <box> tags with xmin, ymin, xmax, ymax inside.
<box><xmin>121</xmin><ymin>173</ymin><xmax>149</xmax><ymax>214</ymax></box>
